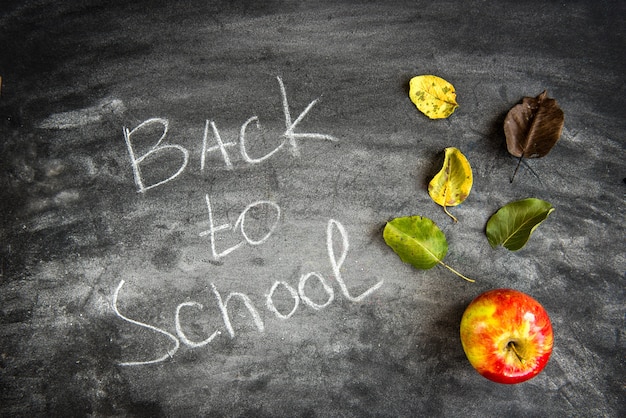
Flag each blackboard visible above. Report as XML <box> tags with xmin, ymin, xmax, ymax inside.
<box><xmin>1</xmin><ymin>0</ymin><xmax>624</xmax><ymax>416</ymax></box>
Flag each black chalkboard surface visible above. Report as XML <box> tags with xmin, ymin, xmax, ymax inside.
<box><xmin>1</xmin><ymin>0</ymin><xmax>624</xmax><ymax>416</ymax></box>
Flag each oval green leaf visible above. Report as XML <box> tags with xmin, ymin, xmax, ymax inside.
<box><xmin>383</xmin><ymin>216</ymin><xmax>448</xmax><ymax>269</ymax></box>
<box><xmin>486</xmin><ymin>198</ymin><xmax>555</xmax><ymax>251</ymax></box>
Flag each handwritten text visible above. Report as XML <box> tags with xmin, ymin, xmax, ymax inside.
<box><xmin>123</xmin><ymin>76</ymin><xmax>337</xmax><ymax>193</ymax></box>
<box><xmin>112</xmin><ymin>219</ymin><xmax>384</xmax><ymax>366</ymax></box>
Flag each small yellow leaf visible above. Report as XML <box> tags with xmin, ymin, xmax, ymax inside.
<box><xmin>409</xmin><ymin>75</ymin><xmax>458</xmax><ymax>119</ymax></box>
<box><xmin>428</xmin><ymin>147</ymin><xmax>473</xmax><ymax>222</ymax></box>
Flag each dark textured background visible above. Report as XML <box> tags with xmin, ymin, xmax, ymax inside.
<box><xmin>1</xmin><ymin>1</ymin><xmax>624</xmax><ymax>416</ymax></box>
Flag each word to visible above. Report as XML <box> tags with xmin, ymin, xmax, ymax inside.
<box><xmin>200</xmin><ymin>193</ymin><xmax>281</xmax><ymax>259</ymax></box>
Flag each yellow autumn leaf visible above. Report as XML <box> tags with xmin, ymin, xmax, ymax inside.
<box><xmin>409</xmin><ymin>75</ymin><xmax>458</xmax><ymax>119</ymax></box>
<box><xmin>428</xmin><ymin>147</ymin><xmax>473</xmax><ymax>222</ymax></box>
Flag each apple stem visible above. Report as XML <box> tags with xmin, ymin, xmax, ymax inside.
<box><xmin>438</xmin><ymin>261</ymin><xmax>475</xmax><ymax>283</ymax></box>
<box><xmin>507</xmin><ymin>341</ymin><xmax>525</xmax><ymax>364</ymax></box>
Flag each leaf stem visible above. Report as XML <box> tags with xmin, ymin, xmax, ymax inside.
<box><xmin>443</xmin><ymin>205</ymin><xmax>458</xmax><ymax>223</ymax></box>
<box><xmin>437</xmin><ymin>260</ymin><xmax>475</xmax><ymax>282</ymax></box>
<box><xmin>510</xmin><ymin>153</ymin><xmax>524</xmax><ymax>183</ymax></box>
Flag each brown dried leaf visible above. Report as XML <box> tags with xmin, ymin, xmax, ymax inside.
<box><xmin>504</xmin><ymin>91</ymin><xmax>564</xmax><ymax>180</ymax></box>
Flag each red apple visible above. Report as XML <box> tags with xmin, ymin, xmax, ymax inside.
<box><xmin>460</xmin><ymin>288</ymin><xmax>553</xmax><ymax>384</ymax></box>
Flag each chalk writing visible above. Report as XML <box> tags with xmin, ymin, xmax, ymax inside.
<box><xmin>298</xmin><ymin>272</ymin><xmax>335</xmax><ymax>310</ymax></box>
<box><xmin>112</xmin><ymin>279</ymin><xmax>180</xmax><ymax>366</ymax></box>
<box><xmin>123</xmin><ymin>118</ymin><xmax>190</xmax><ymax>193</ymax></box>
<box><xmin>112</xmin><ymin>219</ymin><xmax>384</xmax><ymax>366</ymax></box>
<box><xmin>113</xmin><ymin>76</ymin><xmax>382</xmax><ymax>367</ymax></box>
<box><xmin>327</xmin><ymin>219</ymin><xmax>384</xmax><ymax>302</ymax></box>
<box><xmin>201</xmin><ymin>119</ymin><xmax>235</xmax><ymax>170</ymax></box>
<box><xmin>175</xmin><ymin>302</ymin><xmax>220</xmax><ymax>348</ymax></box>
<box><xmin>199</xmin><ymin>194</ymin><xmax>282</xmax><ymax>259</ymax></box>
<box><xmin>123</xmin><ymin>77</ymin><xmax>337</xmax><ymax>193</ymax></box>
<box><xmin>265</xmin><ymin>281</ymin><xmax>299</xmax><ymax>319</ymax></box>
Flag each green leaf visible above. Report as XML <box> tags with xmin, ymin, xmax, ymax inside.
<box><xmin>486</xmin><ymin>198</ymin><xmax>555</xmax><ymax>251</ymax></box>
<box><xmin>383</xmin><ymin>216</ymin><xmax>474</xmax><ymax>282</ymax></box>
<box><xmin>384</xmin><ymin>216</ymin><xmax>447</xmax><ymax>269</ymax></box>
